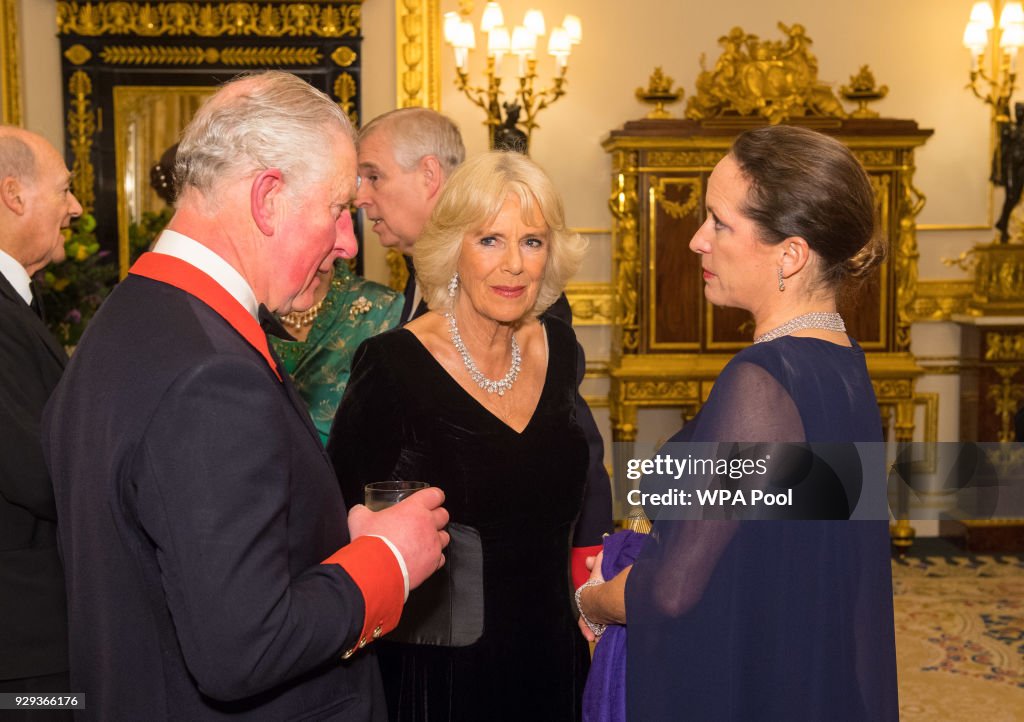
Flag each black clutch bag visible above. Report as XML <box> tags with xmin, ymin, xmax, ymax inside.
<box><xmin>386</xmin><ymin>522</ymin><xmax>484</xmax><ymax>647</ymax></box>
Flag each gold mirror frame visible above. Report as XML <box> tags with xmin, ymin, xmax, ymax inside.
<box><xmin>0</xmin><ymin>0</ymin><xmax>21</xmax><ymax>124</ymax></box>
<box><xmin>395</xmin><ymin>0</ymin><xmax>441</xmax><ymax>110</ymax></box>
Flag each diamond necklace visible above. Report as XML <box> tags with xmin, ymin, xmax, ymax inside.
<box><xmin>445</xmin><ymin>311</ymin><xmax>521</xmax><ymax>396</ymax></box>
<box><xmin>753</xmin><ymin>312</ymin><xmax>846</xmax><ymax>344</ymax></box>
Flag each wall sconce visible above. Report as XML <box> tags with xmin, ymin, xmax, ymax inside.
<box><xmin>964</xmin><ymin>1</ymin><xmax>1024</xmax><ymax>123</ymax></box>
<box><xmin>443</xmin><ymin>3</ymin><xmax>581</xmax><ymax>152</ymax></box>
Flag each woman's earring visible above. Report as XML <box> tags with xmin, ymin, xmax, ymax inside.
<box><xmin>448</xmin><ymin>272</ymin><xmax>459</xmax><ymax>298</ymax></box>
<box><xmin>777</xmin><ymin>267</ymin><xmax>785</xmax><ymax>292</ymax></box>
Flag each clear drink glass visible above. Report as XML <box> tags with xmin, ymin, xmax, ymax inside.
<box><xmin>364</xmin><ymin>481</ymin><xmax>430</xmax><ymax>511</ymax></box>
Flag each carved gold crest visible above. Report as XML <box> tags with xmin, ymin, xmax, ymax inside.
<box><xmin>686</xmin><ymin>22</ymin><xmax>847</xmax><ymax>124</ymax></box>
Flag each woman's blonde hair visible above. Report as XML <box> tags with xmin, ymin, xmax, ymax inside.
<box><xmin>415</xmin><ymin>151</ymin><xmax>587</xmax><ymax>317</ymax></box>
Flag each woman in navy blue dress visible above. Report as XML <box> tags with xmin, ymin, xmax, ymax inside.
<box><xmin>577</xmin><ymin>125</ymin><xmax>899</xmax><ymax>721</ymax></box>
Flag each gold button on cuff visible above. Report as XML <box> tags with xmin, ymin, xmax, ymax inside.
<box><xmin>358</xmin><ymin>637</ymin><xmax>368</xmax><ymax>648</ymax></box>
<box><xmin>341</xmin><ymin>647</ymin><xmax>355</xmax><ymax>660</ymax></box>
<box><xmin>372</xmin><ymin>625</ymin><xmax>383</xmax><ymax>639</ymax></box>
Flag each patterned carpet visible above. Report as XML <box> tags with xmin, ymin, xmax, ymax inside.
<box><xmin>893</xmin><ymin>554</ymin><xmax>1024</xmax><ymax>721</ymax></box>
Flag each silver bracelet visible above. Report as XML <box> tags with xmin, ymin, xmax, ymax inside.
<box><xmin>575</xmin><ymin>579</ymin><xmax>607</xmax><ymax>638</ymax></box>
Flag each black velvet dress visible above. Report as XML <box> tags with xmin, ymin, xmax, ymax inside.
<box><xmin>327</xmin><ymin>318</ymin><xmax>591</xmax><ymax>722</ymax></box>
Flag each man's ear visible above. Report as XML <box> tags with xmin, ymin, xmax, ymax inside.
<box><xmin>420</xmin><ymin>155</ymin><xmax>443</xmax><ymax>199</ymax></box>
<box><xmin>780</xmin><ymin>236</ymin><xmax>811</xmax><ymax>279</ymax></box>
<box><xmin>0</xmin><ymin>176</ymin><xmax>25</xmax><ymax>215</ymax></box>
<box><xmin>250</xmin><ymin>168</ymin><xmax>285</xmax><ymax>236</ymax></box>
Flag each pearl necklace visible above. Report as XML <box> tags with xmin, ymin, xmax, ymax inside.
<box><xmin>445</xmin><ymin>312</ymin><xmax>521</xmax><ymax>396</ymax></box>
<box><xmin>280</xmin><ymin>297</ymin><xmax>326</xmax><ymax>331</ymax></box>
<box><xmin>753</xmin><ymin>312</ymin><xmax>846</xmax><ymax>344</ymax></box>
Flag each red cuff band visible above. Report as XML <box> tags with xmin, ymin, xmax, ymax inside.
<box><xmin>323</xmin><ymin>537</ymin><xmax>404</xmax><ymax>657</ymax></box>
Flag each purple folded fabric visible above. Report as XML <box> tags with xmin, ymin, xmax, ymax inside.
<box><xmin>582</xmin><ymin>530</ymin><xmax>648</xmax><ymax>722</ymax></box>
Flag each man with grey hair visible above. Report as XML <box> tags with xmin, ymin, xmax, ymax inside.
<box><xmin>0</xmin><ymin>126</ymin><xmax>81</xmax><ymax>718</ymax></box>
<box><xmin>354</xmin><ymin>108</ymin><xmax>612</xmax><ymax>592</ymax></box>
<box><xmin>43</xmin><ymin>72</ymin><xmax>448</xmax><ymax>720</ymax></box>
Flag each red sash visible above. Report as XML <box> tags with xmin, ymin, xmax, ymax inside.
<box><xmin>129</xmin><ymin>252</ymin><xmax>281</xmax><ymax>382</ymax></box>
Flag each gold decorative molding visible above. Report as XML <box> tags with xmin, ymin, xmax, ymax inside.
<box><xmin>0</xmin><ymin>0</ymin><xmax>21</xmax><ymax>124</ymax></box>
<box><xmin>970</xmin><ymin>242</ymin><xmax>1024</xmax><ymax>314</ymax></box>
<box><xmin>566</xmin><ymin>282</ymin><xmax>614</xmax><ymax>326</ymax></box>
<box><xmin>608</xmin><ymin>152</ymin><xmax>641</xmax><ymax>354</ymax></box>
<box><xmin>686</xmin><ymin>22</ymin><xmax>847</xmax><ymax>124</ymax></box>
<box><xmin>894</xmin><ymin>156</ymin><xmax>925</xmax><ymax>351</ymax></box>
<box><xmin>56</xmin><ymin>2</ymin><xmax>361</xmax><ymax>38</ymax></box>
<box><xmin>396</xmin><ymin>0</ymin><xmax>440</xmax><ymax>109</ymax></box>
<box><xmin>331</xmin><ymin>45</ymin><xmax>356</xmax><ymax>66</ymax></box>
<box><xmin>333</xmin><ymin>71</ymin><xmax>357</xmax><ymax>125</ymax></box>
<box><xmin>386</xmin><ymin>249</ymin><xmax>408</xmax><ymax>292</ymax></box>
<box><xmin>851</xmin><ymin>149</ymin><xmax>895</xmax><ymax>166</ymax></box>
<box><xmin>219</xmin><ymin>47</ymin><xmax>323</xmax><ymax>65</ymax></box>
<box><xmin>908</xmin><ymin>279</ymin><xmax>973</xmax><ymax>321</ymax></box>
<box><xmin>647</xmin><ymin>150</ymin><xmax>723</xmax><ymax>168</ymax></box>
<box><xmin>984</xmin><ymin>332</ymin><xmax>1024</xmax><ymax>361</ymax></box>
<box><xmin>987</xmin><ymin>366</ymin><xmax>1024</xmax><ymax>442</ymax></box>
<box><xmin>914</xmin><ymin>391</ymin><xmax>939</xmax><ymax>445</ymax></box>
<box><xmin>66</xmin><ymin>70</ymin><xmax>96</xmax><ymax>213</ymax></box>
<box><xmin>651</xmin><ymin>177</ymin><xmax>702</xmax><ymax>220</ymax></box>
<box><xmin>64</xmin><ymin>43</ymin><xmax>93</xmax><ymax>65</ymax></box>
<box><xmin>624</xmin><ymin>380</ymin><xmax>700</xmax><ymax>403</ymax></box>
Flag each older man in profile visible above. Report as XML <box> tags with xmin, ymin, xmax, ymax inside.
<box><xmin>0</xmin><ymin>126</ymin><xmax>81</xmax><ymax>719</ymax></box>
<box><xmin>43</xmin><ymin>72</ymin><xmax>448</xmax><ymax>721</ymax></box>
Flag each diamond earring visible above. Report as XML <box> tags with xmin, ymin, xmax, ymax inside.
<box><xmin>448</xmin><ymin>272</ymin><xmax>459</xmax><ymax>298</ymax></box>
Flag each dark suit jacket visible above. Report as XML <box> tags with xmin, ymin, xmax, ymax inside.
<box><xmin>43</xmin><ymin>271</ymin><xmax>387</xmax><ymax>720</ymax></box>
<box><xmin>0</xmin><ymin>271</ymin><xmax>69</xmax><ymax>681</ymax></box>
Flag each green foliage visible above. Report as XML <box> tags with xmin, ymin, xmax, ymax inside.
<box><xmin>34</xmin><ymin>213</ymin><xmax>117</xmax><ymax>347</ymax></box>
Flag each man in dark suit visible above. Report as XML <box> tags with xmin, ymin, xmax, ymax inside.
<box><xmin>0</xmin><ymin>126</ymin><xmax>81</xmax><ymax>716</ymax></box>
<box><xmin>43</xmin><ymin>72</ymin><xmax>449</xmax><ymax>721</ymax></box>
<box><xmin>355</xmin><ymin>109</ymin><xmax>612</xmax><ymax>586</ymax></box>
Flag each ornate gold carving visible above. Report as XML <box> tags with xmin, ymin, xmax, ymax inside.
<box><xmin>894</xmin><ymin>161</ymin><xmax>924</xmax><ymax>351</ymax></box>
<box><xmin>566</xmin><ymin>283</ymin><xmax>614</xmax><ymax>326</ymax></box>
<box><xmin>220</xmin><ymin>47</ymin><xmax>322</xmax><ymax>65</ymax></box>
<box><xmin>635</xmin><ymin>67</ymin><xmax>683</xmax><ymax>120</ymax></box>
<box><xmin>686</xmin><ymin>23</ymin><xmax>847</xmax><ymax>124</ymax></box>
<box><xmin>987</xmin><ymin>366</ymin><xmax>1024</xmax><ymax>442</ymax></box>
<box><xmin>100</xmin><ymin>45</ymin><xmax>211</xmax><ymax>64</ymax></box>
<box><xmin>333</xmin><ymin>72</ymin><xmax>357</xmax><ymax>125</ymax></box>
<box><xmin>331</xmin><ymin>45</ymin><xmax>356</xmax><ymax>66</ymax></box>
<box><xmin>396</xmin><ymin>0</ymin><xmax>440</xmax><ymax>109</ymax></box>
<box><xmin>64</xmin><ymin>43</ymin><xmax>93</xmax><ymax>65</ymax></box>
<box><xmin>908</xmin><ymin>279</ymin><xmax>973</xmax><ymax>321</ymax></box>
<box><xmin>99</xmin><ymin>44</ymin><xmax>322</xmax><ymax>66</ymax></box>
<box><xmin>985</xmin><ymin>332</ymin><xmax>1024</xmax><ymax>361</ymax></box>
<box><xmin>56</xmin><ymin>2</ymin><xmax>361</xmax><ymax>38</ymax></box>
<box><xmin>624</xmin><ymin>380</ymin><xmax>699</xmax><ymax>402</ymax></box>
<box><xmin>647</xmin><ymin>150</ymin><xmax>724</xmax><ymax>167</ymax></box>
<box><xmin>852</xmin><ymin>149</ymin><xmax>895</xmax><ymax>166</ymax></box>
<box><xmin>651</xmin><ymin>177</ymin><xmax>701</xmax><ymax>220</ymax></box>
<box><xmin>970</xmin><ymin>242</ymin><xmax>1024</xmax><ymax>313</ymax></box>
<box><xmin>871</xmin><ymin>379</ymin><xmax>913</xmax><ymax>399</ymax></box>
<box><xmin>1</xmin><ymin>0</ymin><xmax>22</xmax><ymax>124</ymax></box>
<box><xmin>386</xmin><ymin>249</ymin><xmax>408</xmax><ymax>293</ymax></box>
<box><xmin>839</xmin><ymin>66</ymin><xmax>888</xmax><ymax>119</ymax></box>
<box><xmin>609</xmin><ymin>152</ymin><xmax>641</xmax><ymax>354</ymax></box>
<box><xmin>66</xmin><ymin>70</ymin><xmax>97</xmax><ymax>213</ymax></box>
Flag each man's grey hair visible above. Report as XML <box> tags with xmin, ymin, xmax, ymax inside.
<box><xmin>174</xmin><ymin>71</ymin><xmax>354</xmax><ymax>200</ymax></box>
<box><xmin>0</xmin><ymin>127</ymin><xmax>38</xmax><ymax>182</ymax></box>
<box><xmin>358</xmin><ymin>107</ymin><xmax>465</xmax><ymax>176</ymax></box>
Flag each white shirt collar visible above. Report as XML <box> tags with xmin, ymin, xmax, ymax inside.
<box><xmin>151</xmin><ymin>230</ymin><xmax>260</xmax><ymax>320</ymax></box>
<box><xmin>0</xmin><ymin>247</ymin><xmax>33</xmax><ymax>305</ymax></box>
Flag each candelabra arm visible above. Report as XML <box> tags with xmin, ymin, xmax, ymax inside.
<box><xmin>454</xmin><ymin>63</ymin><xmax>500</xmax><ymax>117</ymax></box>
<box><xmin>516</xmin><ymin>62</ymin><xmax>568</xmax><ymax>137</ymax></box>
